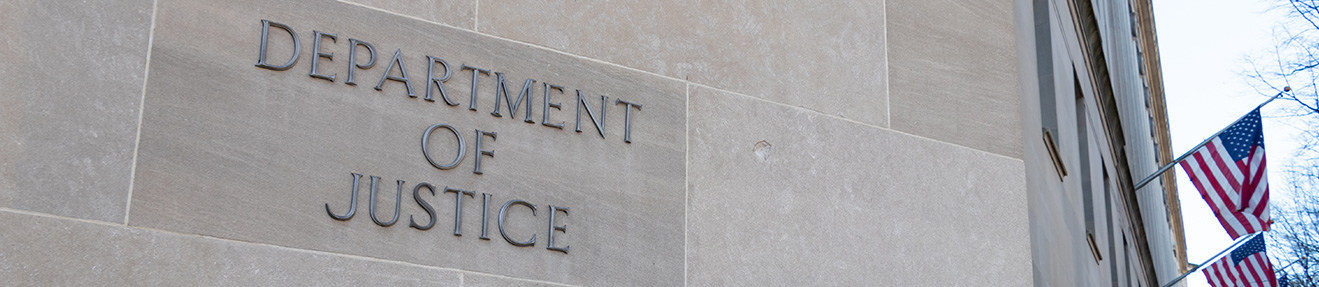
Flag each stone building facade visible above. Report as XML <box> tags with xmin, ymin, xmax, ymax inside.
<box><xmin>1023</xmin><ymin>0</ymin><xmax>1187</xmax><ymax>286</ymax></box>
<box><xmin>0</xmin><ymin>0</ymin><xmax>1182</xmax><ymax>286</ymax></box>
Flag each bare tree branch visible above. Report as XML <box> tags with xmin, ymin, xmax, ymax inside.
<box><xmin>1253</xmin><ymin>2</ymin><xmax>1319</xmax><ymax>286</ymax></box>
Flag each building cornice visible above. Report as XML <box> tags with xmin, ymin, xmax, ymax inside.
<box><xmin>1130</xmin><ymin>0</ymin><xmax>1188</xmax><ymax>275</ymax></box>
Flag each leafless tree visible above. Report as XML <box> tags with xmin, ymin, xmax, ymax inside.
<box><xmin>1250</xmin><ymin>2</ymin><xmax>1319</xmax><ymax>116</ymax></box>
<box><xmin>1245</xmin><ymin>1</ymin><xmax>1319</xmax><ymax>286</ymax></box>
<box><xmin>1270</xmin><ymin>163</ymin><xmax>1318</xmax><ymax>286</ymax></box>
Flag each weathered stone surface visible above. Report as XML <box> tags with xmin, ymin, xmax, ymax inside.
<box><xmin>479</xmin><ymin>0</ymin><xmax>888</xmax><ymax>126</ymax></box>
<box><xmin>128</xmin><ymin>0</ymin><xmax>684</xmax><ymax>285</ymax></box>
<box><xmin>0</xmin><ymin>209</ymin><xmax>462</xmax><ymax>286</ymax></box>
<box><xmin>342</xmin><ymin>0</ymin><xmax>476</xmax><ymax>30</ymax></box>
<box><xmin>463</xmin><ymin>273</ymin><xmax>571</xmax><ymax>287</ymax></box>
<box><xmin>887</xmin><ymin>1</ymin><xmax>1024</xmax><ymax>158</ymax></box>
<box><xmin>0</xmin><ymin>0</ymin><xmax>152</xmax><ymax>223</ymax></box>
<box><xmin>686</xmin><ymin>86</ymin><xmax>1031</xmax><ymax>286</ymax></box>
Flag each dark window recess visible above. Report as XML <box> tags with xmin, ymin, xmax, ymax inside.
<box><xmin>1106</xmin><ymin>167</ymin><xmax>1119</xmax><ymax>286</ymax></box>
<box><xmin>1035</xmin><ymin>0</ymin><xmax>1064</xmax><ymax>180</ymax></box>
<box><xmin>1078</xmin><ymin>73</ymin><xmax>1100</xmax><ymax>262</ymax></box>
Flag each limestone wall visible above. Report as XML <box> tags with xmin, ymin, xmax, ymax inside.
<box><xmin>0</xmin><ymin>0</ymin><xmax>1029</xmax><ymax>285</ymax></box>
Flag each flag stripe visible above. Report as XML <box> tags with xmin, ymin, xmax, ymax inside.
<box><xmin>1246</xmin><ymin>256</ymin><xmax>1265</xmax><ymax>286</ymax></box>
<box><xmin>1208</xmin><ymin>141</ymin><xmax>1245</xmax><ymax>193</ymax></box>
<box><xmin>1203</xmin><ymin>143</ymin><xmax>1264</xmax><ymax>235</ymax></box>
<box><xmin>1208</xmin><ymin>260</ymin><xmax>1230</xmax><ymax>286</ymax></box>
<box><xmin>1206</xmin><ymin>141</ymin><xmax>1244</xmax><ymax>199</ymax></box>
<box><xmin>1244</xmin><ymin>152</ymin><xmax>1268</xmax><ymax>226</ymax></box>
<box><xmin>1268</xmin><ymin>264</ymin><xmax>1279</xmax><ymax>287</ymax></box>
<box><xmin>1185</xmin><ymin>149</ymin><xmax>1249</xmax><ymax>238</ymax></box>
<box><xmin>1183</xmin><ymin>164</ymin><xmax>1241</xmax><ymax>239</ymax></box>
<box><xmin>1257</xmin><ymin>185</ymin><xmax>1270</xmax><ymax>220</ymax></box>
<box><xmin>1206</xmin><ymin>268</ymin><xmax>1222</xmax><ymax>286</ymax></box>
<box><xmin>1243</xmin><ymin>150</ymin><xmax>1268</xmax><ymax>217</ymax></box>
<box><xmin>1240</xmin><ymin>148</ymin><xmax>1263</xmax><ymax>211</ymax></box>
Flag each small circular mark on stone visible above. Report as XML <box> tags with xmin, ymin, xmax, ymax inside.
<box><xmin>753</xmin><ymin>140</ymin><xmax>772</xmax><ymax>163</ymax></box>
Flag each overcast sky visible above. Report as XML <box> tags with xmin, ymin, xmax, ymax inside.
<box><xmin>1154</xmin><ymin>0</ymin><xmax>1301</xmax><ymax>286</ymax></box>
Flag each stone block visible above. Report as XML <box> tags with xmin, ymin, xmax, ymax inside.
<box><xmin>128</xmin><ymin>0</ymin><xmax>685</xmax><ymax>285</ymax></box>
<box><xmin>686</xmin><ymin>86</ymin><xmax>1031</xmax><ymax>286</ymax></box>
<box><xmin>0</xmin><ymin>210</ymin><xmax>462</xmax><ymax>286</ymax></box>
<box><xmin>887</xmin><ymin>0</ymin><xmax>1024</xmax><ymax>158</ymax></box>
<box><xmin>463</xmin><ymin>273</ymin><xmax>570</xmax><ymax>287</ymax></box>
<box><xmin>342</xmin><ymin>0</ymin><xmax>476</xmax><ymax>30</ymax></box>
<box><xmin>479</xmin><ymin>0</ymin><xmax>888</xmax><ymax>126</ymax></box>
<box><xmin>0</xmin><ymin>0</ymin><xmax>153</xmax><ymax>223</ymax></box>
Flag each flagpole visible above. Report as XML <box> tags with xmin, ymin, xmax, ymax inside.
<box><xmin>1159</xmin><ymin>232</ymin><xmax>1263</xmax><ymax>287</ymax></box>
<box><xmin>1132</xmin><ymin>87</ymin><xmax>1290</xmax><ymax>191</ymax></box>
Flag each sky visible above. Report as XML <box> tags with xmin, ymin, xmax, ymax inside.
<box><xmin>1154</xmin><ymin>0</ymin><xmax>1302</xmax><ymax>286</ymax></box>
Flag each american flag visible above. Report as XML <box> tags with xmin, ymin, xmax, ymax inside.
<box><xmin>1202</xmin><ymin>234</ymin><xmax>1277</xmax><ymax>287</ymax></box>
<box><xmin>1179</xmin><ymin>108</ymin><xmax>1271</xmax><ymax>239</ymax></box>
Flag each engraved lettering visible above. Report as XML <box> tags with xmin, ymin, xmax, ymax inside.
<box><xmin>326</xmin><ymin>172</ymin><xmax>362</xmax><ymax>220</ymax></box>
<box><xmin>426</xmin><ymin>56</ymin><xmax>457</xmax><ymax>105</ymax></box>
<box><xmin>274</xmin><ymin>22</ymin><xmax>663</xmax><ymax>256</ymax></box>
<box><xmin>308</xmin><ymin>31</ymin><xmax>337</xmax><ymax>81</ymax></box>
<box><xmin>444</xmin><ymin>187</ymin><xmax>476</xmax><ymax>236</ymax></box>
<box><xmin>480</xmin><ymin>193</ymin><xmax>492</xmax><ymax>240</ymax></box>
<box><xmin>409</xmin><ymin>182</ymin><xmax>437</xmax><ymax>230</ymax></box>
<box><xmin>491</xmin><ymin>73</ymin><xmax>536</xmax><ymax>123</ymax></box>
<box><xmin>547</xmin><ymin>205</ymin><xmax>569</xmax><ymax>253</ymax></box>
<box><xmin>541</xmin><ymin>82</ymin><xmax>566</xmax><ymax>129</ymax></box>
<box><xmin>345</xmin><ymin>39</ymin><xmax>377</xmax><ymax>85</ymax></box>
<box><xmin>368</xmin><ymin>177</ymin><xmax>402</xmax><ymax>227</ymax></box>
<box><xmin>374</xmin><ymin>49</ymin><xmax>415</xmax><ymax>97</ymax></box>
<box><xmin>255</xmin><ymin>20</ymin><xmax>300</xmax><ymax>71</ymax></box>
<box><xmin>473</xmin><ymin>129</ymin><xmax>496</xmax><ymax>175</ymax></box>
<box><xmin>615</xmin><ymin>98</ymin><xmax>642</xmax><ymax>143</ymax></box>
<box><xmin>461</xmin><ymin>65</ymin><xmax>491</xmax><ymax>111</ymax></box>
<box><xmin>575</xmin><ymin>90</ymin><xmax>607</xmax><ymax>138</ymax></box>
<box><xmin>499</xmin><ymin>199</ymin><xmax>537</xmax><ymax>247</ymax></box>
<box><xmin>421</xmin><ymin>123</ymin><xmax>465</xmax><ymax>170</ymax></box>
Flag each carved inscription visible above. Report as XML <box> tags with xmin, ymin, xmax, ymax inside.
<box><xmin>254</xmin><ymin>20</ymin><xmax>644</xmax><ymax>143</ymax></box>
<box><xmin>252</xmin><ymin>19</ymin><xmax>663</xmax><ymax>255</ymax></box>
<box><xmin>323</xmin><ymin>172</ymin><xmax>569</xmax><ymax>254</ymax></box>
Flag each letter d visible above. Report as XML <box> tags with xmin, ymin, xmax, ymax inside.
<box><xmin>255</xmin><ymin>20</ymin><xmax>301</xmax><ymax>71</ymax></box>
